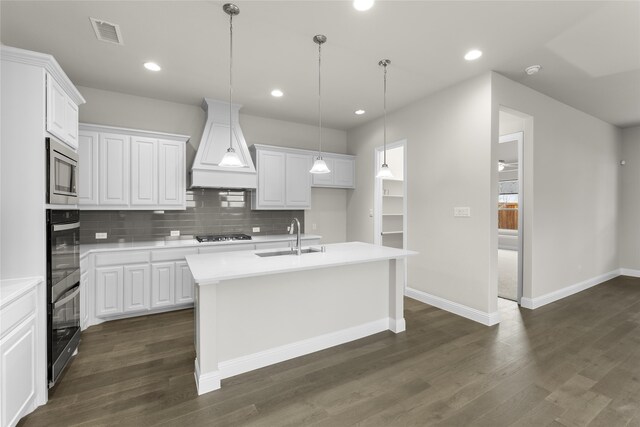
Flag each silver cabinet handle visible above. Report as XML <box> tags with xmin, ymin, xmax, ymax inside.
<box><xmin>54</xmin><ymin>285</ymin><xmax>80</xmax><ymax>308</ymax></box>
<box><xmin>53</xmin><ymin>222</ymin><xmax>80</xmax><ymax>231</ymax></box>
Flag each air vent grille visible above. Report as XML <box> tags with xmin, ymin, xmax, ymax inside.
<box><xmin>90</xmin><ymin>17</ymin><xmax>124</xmax><ymax>45</ymax></box>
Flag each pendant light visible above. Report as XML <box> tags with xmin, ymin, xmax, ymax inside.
<box><xmin>376</xmin><ymin>59</ymin><xmax>393</xmax><ymax>179</ymax></box>
<box><xmin>309</xmin><ymin>34</ymin><xmax>331</xmax><ymax>174</ymax></box>
<box><xmin>219</xmin><ymin>3</ymin><xmax>244</xmax><ymax>168</ymax></box>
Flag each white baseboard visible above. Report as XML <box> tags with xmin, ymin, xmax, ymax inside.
<box><xmin>216</xmin><ymin>318</ymin><xmax>391</xmax><ymax>383</ymax></box>
<box><xmin>520</xmin><ymin>269</ymin><xmax>620</xmax><ymax>309</ymax></box>
<box><xmin>389</xmin><ymin>318</ymin><xmax>406</xmax><ymax>333</ymax></box>
<box><xmin>194</xmin><ymin>358</ymin><xmax>221</xmax><ymax>395</ymax></box>
<box><xmin>405</xmin><ymin>287</ymin><xmax>500</xmax><ymax>326</ymax></box>
<box><xmin>620</xmin><ymin>268</ymin><xmax>640</xmax><ymax>278</ymax></box>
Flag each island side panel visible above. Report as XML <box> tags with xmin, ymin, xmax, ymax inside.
<box><xmin>194</xmin><ymin>283</ymin><xmax>221</xmax><ymax>394</ymax></box>
<box><xmin>388</xmin><ymin>258</ymin><xmax>406</xmax><ymax>333</ymax></box>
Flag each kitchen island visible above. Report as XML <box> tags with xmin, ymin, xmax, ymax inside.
<box><xmin>185</xmin><ymin>241</ymin><xmax>417</xmax><ymax>395</ymax></box>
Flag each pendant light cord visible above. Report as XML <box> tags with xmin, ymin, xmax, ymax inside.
<box><xmin>317</xmin><ymin>41</ymin><xmax>323</xmax><ymax>159</ymax></box>
<box><xmin>229</xmin><ymin>11</ymin><xmax>234</xmax><ymax>151</ymax></box>
<box><xmin>383</xmin><ymin>63</ymin><xmax>387</xmax><ymax>165</ymax></box>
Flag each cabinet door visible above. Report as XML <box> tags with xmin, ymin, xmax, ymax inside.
<box><xmin>333</xmin><ymin>158</ymin><xmax>355</xmax><ymax>188</ymax></box>
<box><xmin>46</xmin><ymin>75</ymin><xmax>67</xmax><ymax>142</ymax></box>
<box><xmin>158</xmin><ymin>140</ymin><xmax>184</xmax><ymax>206</ymax></box>
<box><xmin>65</xmin><ymin>99</ymin><xmax>79</xmax><ymax>149</ymax></box>
<box><xmin>78</xmin><ymin>131</ymin><xmax>99</xmax><ymax>206</ymax></box>
<box><xmin>99</xmin><ymin>133</ymin><xmax>130</xmax><ymax>206</ymax></box>
<box><xmin>257</xmin><ymin>150</ymin><xmax>286</xmax><ymax>207</ymax></box>
<box><xmin>124</xmin><ymin>264</ymin><xmax>150</xmax><ymax>313</ymax></box>
<box><xmin>311</xmin><ymin>157</ymin><xmax>334</xmax><ymax>187</ymax></box>
<box><xmin>285</xmin><ymin>153</ymin><xmax>312</xmax><ymax>208</ymax></box>
<box><xmin>131</xmin><ymin>137</ymin><xmax>158</xmax><ymax>206</ymax></box>
<box><xmin>175</xmin><ymin>261</ymin><xmax>194</xmax><ymax>304</ymax></box>
<box><xmin>0</xmin><ymin>316</ymin><xmax>36</xmax><ymax>427</ymax></box>
<box><xmin>151</xmin><ymin>262</ymin><xmax>175</xmax><ymax>308</ymax></box>
<box><xmin>95</xmin><ymin>266</ymin><xmax>123</xmax><ymax>317</ymax></box>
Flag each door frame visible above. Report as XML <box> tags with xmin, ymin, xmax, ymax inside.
<box><xmin>498</xmin><ymin>131</ymin><xmax>524</xmax><ymax>303</ymax></box>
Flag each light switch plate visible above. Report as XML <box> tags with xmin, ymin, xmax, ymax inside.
<box><xmin>252</xmin><ymin>227</ymin><xmax>260</xmax><ymax>233</ymax></box>
<box><xmin>95</xmin><ymin>232</ymin><xmax>107</xmax><ymax>239</ymax></box>
<box><xmin>170</xmin><ymin>230</ymin><xmax>180</xmax><ymax>237</ymax></box>
<box><xmin>454</xmin><ymin>207</ymin><xmax>471</xmax><ymax>217</ymax></box>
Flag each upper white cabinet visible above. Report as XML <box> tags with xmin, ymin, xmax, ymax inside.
<box><xmin>46</xmin><ymin>73</ymin><xmax>79</xmax><ymax>150</ymax></box>
<box><xmin>250</xmin><ymin>145</ymin><xmax>311</xmax><ymax>210</ymax></box>
<box><xmin>78</xmin><ymin>124</ymin><xmax>189</xmax><ymax>210</ymax></box>
<box><xmin>311</xmin><ymin>154</ymin><xmax>355</xmax><ymax>189</ymax></box>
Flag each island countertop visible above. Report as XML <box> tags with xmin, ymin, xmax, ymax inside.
<box><xmin>185</xmin><ymin>241</ymin><xmax>417</xmax><ymax>286</ymax></box>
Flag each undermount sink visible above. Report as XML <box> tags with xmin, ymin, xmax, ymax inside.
<box><xmin>255</xmin><ymin>248</ymin><xmax>322</xmax><ymax>257</ymax></box>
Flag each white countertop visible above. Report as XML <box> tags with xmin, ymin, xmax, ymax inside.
<box><xmin>0</xmin><ymin>277</ymin><xmax>43</xmax><ymax>309</ymax></box>
<box><xmin>186</xmin><ymin>241</ymin><xmax>417</xmax><ymax>286</ymax></box>
<box><xmin>80</xmin><ymin>234</ymin><xmax>322</xmax><ymax>257</ymax></box>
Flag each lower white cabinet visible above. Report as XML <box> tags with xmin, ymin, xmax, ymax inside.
<box><xmin>124</xmin><ymin>265</ymin><xmax>150</xmax><ymax>313</ymax></box>
<box><xmin>80</xmin><ymin>271</ymin><xmax>89</xmax><ymax>329</ymax></box>
<box><xmin>175</xmin><ymin>261</ymin><xmax>194</xmax><ymax>304</ymax></box>
<box><xmin>151</xmin><ymin>263</ymin><xmax>175</xmax><ymax>309</ymax></box>
<box><xmin>1</xmin><ymin>314</ymin><xmax>36</xmax><ymax>427</ymax></box>
<box><xmin>95</xmin><ymin>266</ymin><xmax>124</xmax><ymax>317</ymax></box>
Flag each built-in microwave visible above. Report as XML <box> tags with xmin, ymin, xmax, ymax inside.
<box><xmin>47</xmin><ymin>137</ymin><xmax>78</xmax><ymax>205</ymax></box>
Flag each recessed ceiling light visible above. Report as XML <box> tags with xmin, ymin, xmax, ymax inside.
<box><xmin>143</xmin><ymin>62</ymin><xmax>161</xmax><ymax>71</ymax></box>
<box><xmin>271</xmin><ymin>89</ymin><xmax>284</xmax><ymax>97</ymax></box>
<box><xmin>353</xmin><ymin>0</ymin><xmax>374</xmax><ymax>11</ymax></box>
<box><xmin>464</xmin><ymin>49</ymin><xmax>482</xmax><ymax>61</ymax></box>
<box><xmin>355</xmin><ymin>109</ymin><xmax>366</xmax><ymax>115</ymax></box>
<box><xmin>525</xmin><ymin>65</ymin><xmax>542</xmax><ymax>75</ymax></box>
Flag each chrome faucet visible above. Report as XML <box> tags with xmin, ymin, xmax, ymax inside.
<box><xmin>289</xmin><ymin>218</ymin><xmax>302</xmax><ymax>255</ymax></box>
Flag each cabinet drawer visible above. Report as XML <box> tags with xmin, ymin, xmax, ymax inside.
<box><xmin>198</xmin><ymin>243</ymin><xmax>255</xmax><ymax>254</ymax></box>
<box><xmin>95</xmin><ymin>251</ymin><xmax>149</xmax><ymax>267</ymax></box>
<box><xmin>0</xmin><ymin>288</ymin><xmax>36</xmax><ymax>339</ymax></box>
<box><xmin>151</xmin><ymin>248</ymin><xmax>198</xmax><ymax>262</ymax></box>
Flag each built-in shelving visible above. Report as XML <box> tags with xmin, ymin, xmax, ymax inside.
<box><xmin>382</xmin><ymin>179</ymin><xmax>404</xmax><ymax>249</ymax></box>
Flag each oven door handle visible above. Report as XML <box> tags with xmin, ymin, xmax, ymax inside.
<box><xmin>53</xmin><ymin>222</ymin><xmax>80</xmax><ymax>232</ymax></box>
<box><xmin>53</xmin><ymin>284</ymin><xmax>80</xmax><ymax>309</ymax></box>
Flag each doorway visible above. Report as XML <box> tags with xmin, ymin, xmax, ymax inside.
<box><xmin>498</xmin><ymin>110</ymin><xmax>524</xmax><ymax>303</ymax></box>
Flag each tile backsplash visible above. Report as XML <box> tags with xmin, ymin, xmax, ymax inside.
<box><xmin>79</xmin><ymin>189</ymin><xmax>304</xmax><ymax>244</ymax></box>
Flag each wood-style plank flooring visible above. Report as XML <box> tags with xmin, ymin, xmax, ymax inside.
<box><xmin>20</xmin><ymin>275</ymin><xmax>640</xmax><ymax>426</ymax></box>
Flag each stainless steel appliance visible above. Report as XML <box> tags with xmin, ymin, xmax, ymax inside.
<box><xmin>195</xmin><ymin>233</ymin><xmax>252</xmax><ymax>243</ymax></box>
<box><xmin>47</xmin><ymin>209</ymin><xmax>81</xmax><ymax>387</ymax></box>
<box><xmin>47</xmin><ymin>137</ymin><xmax>78</xmax><ymax>205</ymax></box>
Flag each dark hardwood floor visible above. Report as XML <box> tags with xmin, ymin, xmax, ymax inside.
<box><xmin>20</xmin><ymin>275</ymin><xmax>640</xmax><ymax>426</ymax></box>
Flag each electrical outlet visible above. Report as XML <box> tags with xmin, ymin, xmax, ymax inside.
<box><xmin>170</xmin><ymin>230</ymin><xmax>180</xmax><ymax>237</ymax></box>
<box><xmin>312</xmin><ymin>223</ymin><xmax>317</xmax><ymax>230</ymax></box>
<box><xmin>252</xmin><ymin>227</ymin><xmax>260</xmax><ymax>233</ymax></box>
<box><xmin>95</xmin><ymin>232</ymin><xmax>107</xmax><ymax>239</ymax></box>
<box><xmin>454</xmin><ymin>207</ymin><xmax>471</xmax><ymax>217</ymax></box>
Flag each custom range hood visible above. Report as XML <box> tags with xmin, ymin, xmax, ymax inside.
<box><xmin>190</xmin><ymin>98</ymin><xmax>257</xmax><ymax>189</ymax></box>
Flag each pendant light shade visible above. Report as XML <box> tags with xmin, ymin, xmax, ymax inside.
<box><xmin>376</xmin><ymin>59</ymin><xmax>394</xmax><ymax>179</ymax></box>
<box><xmin>220</xmin><ymin>3</ymin><xmax>245</xmax><ymax>168</ymax></box>
<box><xmin>310</xmin><ymin>34</ymin><xmax>331</xmax><ymax>174</ymax></box>
<box><xmin>310</xmin><ymin>158</ymin><xmax>331</xmax><ymax>174</ymax></box>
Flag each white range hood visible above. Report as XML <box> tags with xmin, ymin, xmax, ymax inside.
<box><xmin>190</xmin><ymin>98</ymin><xmax>257</xmax><ymax>189</ymax></box>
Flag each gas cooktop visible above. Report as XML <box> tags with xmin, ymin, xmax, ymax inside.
<box><xmin>195</xmin><ymin>233</ymin><xmax>252</xmax><ymax>243</ymax></box>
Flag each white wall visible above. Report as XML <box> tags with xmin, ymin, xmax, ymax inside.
<box><xmin>492</xmin><ymin>72</ymin><xmax>621</xmax><ymax>300</ymax></box>
<box><xmin>347</xmin><ymin>73</ymin><xmax>495</xmax><ymax>315</ymax></box>
<box><xmin>620</xmin><ymin>126</ymin><xmax>640</xmax><ymax>271</ymax></box>
<box><xmin>76</xmin><ymin>86</ymin><xmax>348</xmax><ymax>243</ymax></box>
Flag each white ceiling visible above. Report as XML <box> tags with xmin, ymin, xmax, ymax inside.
<box><xmin>1</xmin><ymin>1</ymin><xmax>639</xmax><ymax>130</ymax></box>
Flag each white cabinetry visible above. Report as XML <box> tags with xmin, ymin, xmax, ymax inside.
<box><xmin>311</xmin><ymin>154</ymin><xmax>355</xmax><ymax>189</ymax></box>
<box><xmin>78</xmin><ymin>124</ymin><xmax>189</xmax><ymax>210</ymax></box>
<box><xmin>95</xmin><ymin>266</ymin><xmax>124</xmax><ymax>317</ymax></box>
<box><xmin>45</xmin><ymin>73</ymin><xmax>79</xmax><ymax>150</ymax></box>
<box><xmin>250</xmin><ymin>145</ymin><xmax>312</xmax><ymax>210</ymax></box>
<box><xmin>151</xmin><ymin>263</ymin><xmax>175</xmax><ymax>309</ymax></box>
<box><xmin>175</xmin><ymin>261</ymin><xmax>195</xmax><ymax>304</ymax></box>
<box><xmin>123</xmin><ymin>265</ymin><xmax>150</xmax><ymax>313</ymax></box>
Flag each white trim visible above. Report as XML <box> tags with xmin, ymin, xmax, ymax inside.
<box><xmin>389</xmin><ymin>318</ymin><xmax>406</xmax><ymax>333</ymax></box>
<box><xmin>79</xmin><ymin>123</ymin><xmax>189</xmax><ymax>142</ymax></box>
<box><xmin>405</xmin><ymin>287</ymin><xmax>500</xmax><ymax>326</ymax></box>
<box><xmin>208</xmin><ymin>318</ymin><xmax>391</xmax><ymax>387</ymax></box>
<box><xmin>520</xmin><ymin>269</ymin><xmax>621</xmax><ymax>309</ymax></box>
<box><xmin>620</xmin><ymin>268</ymin><xmax>640</xmax><ymax>278</ymax></box>
<box><xmin>194</xmin><ymin>358</ymin><xmax>221</xmax><ymax>395</ymax></box>
<box><xmin>0</xmin><ymin>45</ymin><xmax>85</xmax><ymax>104</ymax></box>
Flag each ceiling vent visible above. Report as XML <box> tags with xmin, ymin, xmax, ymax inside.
<box><xmin>90</xmin><ymin>18</ymin><xmax>124</xmax><ymax>45</ymax></box>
